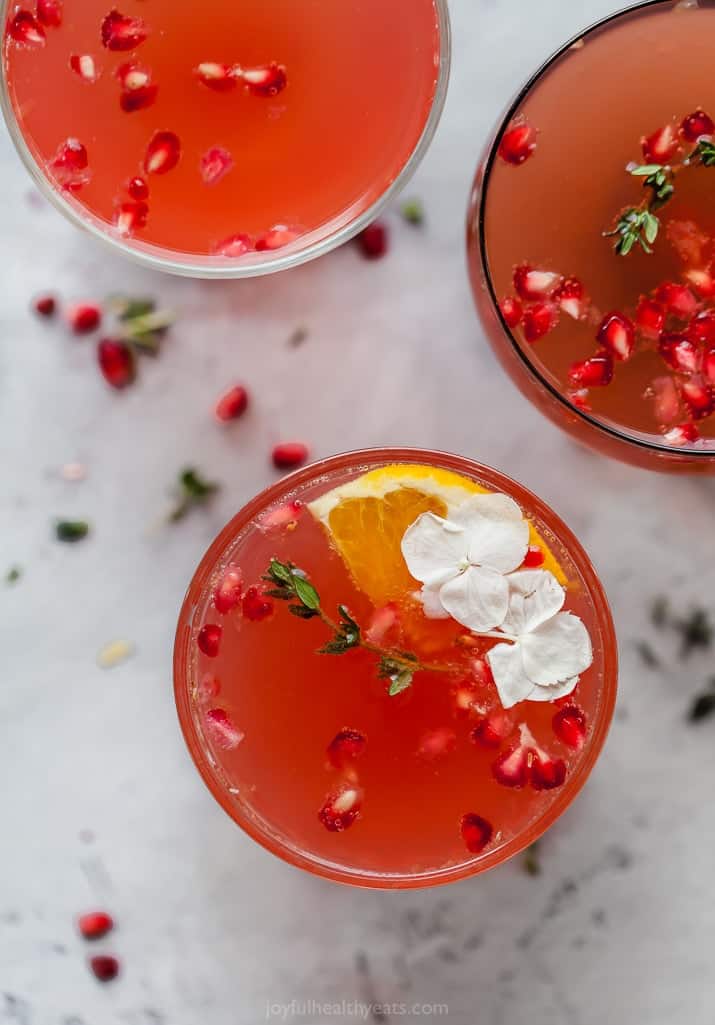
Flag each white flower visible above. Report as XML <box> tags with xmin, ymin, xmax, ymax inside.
<box><xmin>486</xmin><ymin>570</ymin><xmax>593</xmax><ymax>709</ymax></box>
<box><xmin>401</xmin><ymin>494</ymin><xmax>530</xmax><ymax>633</ymax></box>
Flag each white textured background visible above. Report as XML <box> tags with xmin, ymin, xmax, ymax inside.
<box><xmin>2</xmin><ymin>2</ymin><xmax>715</xmax><ymax>1023</ymax></box>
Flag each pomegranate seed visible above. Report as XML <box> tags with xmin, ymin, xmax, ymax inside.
<box><xmin>641</xmin><ymin>122</ymin><xmax>680</xmax><ymax>163</ymax></box>
<box><xmin>33</xmin><ymin>294</ymin><xmax>56</xmax><ymax>317</ymax></box>
<box><xmin>492</xmin><ymin>741</ymin><xmax>529</xmax><ymax>788</ymax></box>
<box><xmin>636</xmin><ymin>296</ymin><xmax>666</xmax><ymax>339</ymax></box>
<box><xmin>318</xmin><ymin>783</ymin><xmax>363</xmax><ymax>832</ymax></box>
<box><xmin>241</xmin><ymin>63</ymin><xmax>288</xmax><ymax>98</ymax></box>
<box><xmin>568</xmin><ymin>388</ymin><xmax>592</xmax><ymax>413</ymax></box>
<box><xmin>664</xmin><ymin>422</ymin><xmax>700</xmax><ymax>446</ymax></box>
<box><xmin>530</xmin><ymin>748</ymin><xmax>567</xmax><ymax>791</ymax></box>
<box><xmin>242</xmin><ymin>586</ymin><xmax>273</xmax><ymax>622</ymax></box>
<box><xmin>704</xmin><ymin>347</ymin><xmax>715</xmax><ymax>386</ymax></box>
<box><xmin>101</xmin><ymin>9</ymin><xmax>148</xmax><ymax>51</ymax></box>
<box><xmin>8</xmin><ymin>11</ymin><xmax>45</xmax><ymax>46</ymax></box>
<box><xmin>213</xmin><ymin>565</ymin><xmax>243</xmax><ymax>615</ymax></box>
<box><xmin>666</xmin><ymin>219</ymin><xmax>709</xmax><ymax>266</ymax></box>
<box><xmin>654</xmin><ymin>282</ymin><xmax>698</xmax><ymax>319</ymax></box>
<box><xmin>681</xmin><ymin>375</ymin><xmax>714</xmax><ymax>419</ymax></box>
<box><xmin>552</xmin><ymin>705</ymin><xmax>587</xmax><ymax>749</ymax></box>
<box><xmin>70</xmin><ymin>54</ymin><xmax>99</xmax><ymax>83</ymax></box>
<box><xmin>417</xmin><ymin>727</ymin><xmax>457</xmax><ymax>761</ymax></box>
<box><xmin>513</xmin><ymin>265</ymin><xmax>561</xmax><ymax>301</ymax></box>
<box><xmin>453</xmin><ymin>683</ymin><xmax>479</xmax><ymax>717</ymax></box>
<box><xmin>358</xmin><ymin>222</ymin><xmax>388</xmax><ymax>260</ymax></box>
<box><xmin>120</xmin><ymin>82</ymin><xmax>157</xmax><ymax>112</ymax></box>
<box><xmin>37</xmin><ymin>0</ymin><xmax>62</xmax><ymax>27</ymax></box>
<box><xmin>683</xmin><ymin>267</ymin><xmax>715</xmax><ymax>298</ymax></box>
<box><xmin>470</xmin><ymin>710</ymin><xmax>513</xmax><ymax>749</ymax></box>
<box><xmin>214</xmin><ymin>233</ymin><xmax>254</xmax><ymax>258</ymax></box>
<box><xmin>272</xmin><ymin>443</ymin><xmax>309</xmax><ymax>470</ymax></box>
<box><xmin>144</xmin><ymin>131</ymin><xmax>181</xmax><ymax>175</ymax></box>
<box><xmin>197</xmin><ymin>674</ymin><xmax>221</xmax><ymax>702</ymax></box>
<box><xmin>651</xmin><ymin>376</ymin><xmax>682</xmax><ymax>426</ymax></box>
<box><xmin>365</xmin><ymin>604</ymin><xmax>399</xmax><ymax>645</ymax></box>
<box><xmin>259</xmin><ymin>500</ymin><xmax>304</xmax><ymax>532</ymax></box>
<box><xmin>499</xmin><ymin>296</ymin><xmax>523</xmax><ymax>329</ymax></box>
<box><xmin>89</xmin><ymin>955</ymin><xmax>120</xmax><ymax>982</ymax></box>
<box><xmin>114</xmin><ymin>200</ymin><xmax>148</xmax><ymax>237</ymax></box>
<box><xmin>197</xmin><ymin>623</ymin><xmax>222</xmax><ymax>657</ymax></box>
<box><xmin>78</xmin><ymin>911</ymin><xmax>113</xmax><ymax>940</ymax></box>
<box><xmin>498</xmin><ymin>120</ymin><xmax>537</xmax><ymax>165</ymax></box>
<box><xmin>460</xmin><ymin>813</ymin><xmax>493</xmax><ymax>854</ymax></box>
<box><xmin>52</xmin><ymin>138</ymin><xmax>88</xmax><ymax>172</ymax></box>
<box><xmin>681</xmin><ymin>109</ymin><xmax>715</xmax><ymax>142</ymax></box>
<box><xmin>67</xmin><ymin>303</ymin><xmax>101</xmax><ymax>334</ymax></box>
<box><xmin>597</xmin><ymin>311</ymin><xmax>635</xmax><ymax>362</ymax></box>
<box><xmin>523</xmin><ymin>545</ymin><xmax>545</xmax><ymax>568</ymax></box>
<box><xmin>215</xmin><ymin>385</ymin><xmax>249</xmax><ymax>423</ymax></box>
<box><xmin>327</xmin><ymin>728</ymin><xmax>367</xmax><ymax>768</ymax></box>
<box><xmin>195</xmin><ymin>62</ymin><xmax>236</xmax><ymax>91</ymax></box>
<box><xmin>554</xmin><ymin>277</ymin><xmax>587</xmax><ymax>320</ymax></box>
<box><xmin>568</xmin><ymin>353</ymin><xmax>613</xmax><ymax>388</ymax></box>
<box><xmin>200</xmin><ymin>146</ymin><xmax>234</xmax><ymax>186</ymax></box>
<box><xmin>204</xmin><ymin>708</ymin><xmax>244</xmax><ymax>750</ymax></box>
<box><xmin>471</xmin><ymin>657</ymin><xmax>495</xmax><ymax>688</ymax></box>
<box><xmin>255</xmin><ymin>225</ymin><xmax>300</xmax><ymax>251</ymax></box>
<box><xmin>689</xmin><ymin>310</ymin><xmax>715</xmax><ymax>346</ymax></box>
<box><xmin>523</xmin><ymin>302</ymin><xmax>558</xmax><ymax>343</ymax></box>
<box><xmin>659</xmin><ymin>333</ymin><xmax>701</xmax><ymax>374</ymax></box>
<box><xmin>97</xmin><ymin>339</ymin><xmax>134</xmax><ymax>389</ymax></box>
<box><xmin>127</xmin><ymin>176</ymin><xmax>148</xmax><ymax>201</ymax></box>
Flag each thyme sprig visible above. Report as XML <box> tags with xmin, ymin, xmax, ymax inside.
<box><xmin>263</xmin><ymin>559</ymin><xmax>455</xmax><ymax>696</ymax></box>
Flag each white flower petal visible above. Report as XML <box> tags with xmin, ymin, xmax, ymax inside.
<box><xmin>401</xmin><ymin>512</ymin><xmax>468</xmax><ymax>586</ymax></box>
<box><xmin>439</xmin><ymin>565</ymin><xmax>509</xmax><ymax>633</ymax></box>
<box><xmin>487</xmin><ymin>641</ymin><xmax>535</xmax><ymax>709</ymax></box>
<box><xmin>502</xmin><ymin>570</ymin><xmax>566</xmax><ymax>634</ymax></box>
<box><xmin>521</xmin><ymin>612</ymin><xmax>593</xmax><ymax>686</ymax></box>
<box><xmin>526</xmin><ymin>676</ymin><xmax>580</xmax><ymax>703</ymax></box>
<box><xmin>419</xmin><ymin>584</ymin><xmax>451</xmax><ymax>620</ymax></box>
<box><xmin>450</xmin><ymin>495</ymin><xmax>529</xmax><ymax>574</ymax></box>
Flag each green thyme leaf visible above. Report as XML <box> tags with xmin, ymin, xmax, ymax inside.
<box><xmin>267</xmin><ymin>559</ymin><xmax>294</xmax><ymax>587</ymax></box>
<box><xmin>689</xmin><ymin>689</ymin><xmax>715</xmax><ymax>722</ymax></box>
<box><xmin>644</xmin><ymin>212</ymin><xmax>660</xmax><ymax>245</ymax></box>
<box><xmin>294</xmin><ymin>576</ymin><xmax>320</xmax><ymax>610</ymax></box>
<box><xmin>169</xmin><ymin>468</ymin><xmax>220</xmax><ymax>522</ymax></box>
<box><xmin>696</xmin><ymin>139</ymin><xmax>715</xmax><ymax>166</ymax></box>
<box><xmin>5</xmin><ymin>566</ymin><xmax>21</xmax><ymax>585</ymax></box>
<box><xmin>401</xmin><ymin>198</ymin><xmax>425</xmax><ymax>227</ymax></box>
<box><xmin>629</xmin><ymin>164</ymin><xmax>663</xmax><ymax>176</ymax></box>
<box><xmin>288</xmin><ymin>604</ymin><xmax>320</xmax><ymax>620</ymax></box>
<box><xmin>388</xmin><ymin>670</ymin><xmax>414</xmax><ymax>697</ymax></box>
<box><xmin>319</xmin><ymin>637</ymin><xmax>354</xmax><ymax>655</ymax></box>
<box><xmin>55</xmin><ymin>519</ymin><xmax>90</xmax><ymax>543</ymax></box>
<box><xmin>523</xmin><ymin>842</ymin><xmax>542</xmax><ymax>876</ymax></box>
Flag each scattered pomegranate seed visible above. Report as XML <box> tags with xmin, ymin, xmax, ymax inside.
<box><xmin>197</xmin><ymin>623</ymin><xmax>222</xmax><ymax>657</ymax></box>
<box><xmin>114</xmin><ymin>200</ymin><xmax>149</xmax><ymax>237</ymax></box>
<box><xmin>554</xmin><ymin>277</ymin><xmax>587</xmax><ymax>320</ymax></box>
<box><xmin>417</xmin><ymin>727</ymin><xmax>457</xmax><ymax>761</ymax></box>
<box><xmin>471</xmin><ymin>657</ymin><xmax>495</xmax><ymax>689</ymax></box>
<box><xmin>120</xmin><ymin>79</ymin><xmax>158</xmax><ymax>112</ymax></box>
<box><xmin>651</xmin><ymin>376</ymin><xmax>682</xmax><ymax>426</ymax></box>
<box><xmin>664</xmin><ymin>422</ymin><xmax>700</xmax><ymax>446</ymax></box>
<box><xmin>471</xmin><ymin>710</ymin><xmax>513</xmax><ymax>749</ymax></box>
<box><xmin>529</xmin><ymin>747</ymin><xmax>567</xmax><ymax>791</ymax></box>
<box><xmin>97</xmin><ymin>339</ymin><xmax>134</xmax><ymax>389</ymax></box>
<box><xmin>197</xmin><ymin>673</ymin><xmax>221</xmax><ymax>702</ymax></box>
<box><xmin>255</xmin><ymin>225</ymin><xmax>300</xmax><ymax>251</ymax></box>
<box><xmin>498</xmin><ymin>120</ymin><xmax>537</xmax><ymax>165</ymax></box>
<box><xmin>681</xmin><ymin>109</ymin><xmax>715</xmax><ymax>143</ymax></box>
<box><xmin>144</xmin><ymin>131</ymin><xmax>181</xmax><ymax>175</ymax></box>
<box><xmin>204</xmin><ymin>708</ymin><xmax>244</xmax><ymax>750</ymax></box>
<box><xmin>67</xmin><ymin>303</ymin><xmax>101</xmax><ymax>334</ymax></box>
<box><xmin>358</xmin><ymin>222</ymin><xmax>388</xmax><ymax>260</ymax></box>
<box><xmin>568</xmin><ymin>388</ymin><xmax>592</xmax><ymax>413</ymax></box>
<box><xmin>272</xmin><ymin>443</ymin><xmax>309</xmax><ymax>470</ymax></box>
<box><xmin>568</xmin><ymin>353</ymin><xmax>614</xmax><ymax>388</ymax></box>
<box><xmin>453</xmin><ymin>683</ymin><xmax>480</xmax><ymax>717</ymax></box>
<box><xmin>635</xmin><ymin>297</ymin><xmax>666</xmax><ymax>339</ymax></box>
<box><xmin>101</xmin><ymin>9</ymin><xmax>147</xmax><ymax>51</ymax></box>
<box><xmin>364</xmin><ymin>604</ymin><xmax>399</xmax><ymax>646</ymax></box>
<box><xmin>259</xmin><ymin>500</ymin><xmax>304</xmax><ymax>532</ymax></box>
<box><xmin>327</xmin><ymin>728</ymin><xmax>367</xmax><ymax>768</ymax></box>
<box><xmin>33</xmin><ymin>294</ymin><xmax>56</xmax><ymax>317</ymax></box>
<box><xmin>683</xmin><ymin>267</ymin><xmax>715</xmax><ymax>298</ymax></box>
<box><xmin>641</xmin><ymin>122</ymin><xmax>680</xmax><ymax>163</ymax></box>
<box><xmin>200</xmin><ymin>146</ymin><xmax>234</xmax><ymax>186</ymax></box>
<box><xmin>8</xmin><ymin>11</ymin><xmax>46</xmax><ymax>46</ymax></box>
<box><xmin>513</xmin><ymin>265</ymin><xmax>561</xmax><ymax>301</ymax></box>
<box><xmin>460</xmin><ymin>813</ymin><xmax>493</xmax><ymax>854</ymax></box>
<box><xmin>523</xmin><ymin>302</ymin><xmax>558</xmax><ymax>343</ymax></box>
<box><xmin>689</xmin><ymin>310</ymin><xmax>715</xmax><ymax>346</ymax></box>
<box><xmin>88</xmin><ymin>955</ymin><xmax>120</xmax><ymax>983</ymax></box>
<box><xmin>195</xmin><ymin>62</ymin><xmax>236</xmax><ymax>91</ymax></box>
<box><xmin>78</xmin><ymin>911</ymin><xmax>113</xmax><ymax>940</ymax></box>
<box><xmin>704</xmin><ymin>347</ymin><xmax>715</xmax><ymax>386</ymax></box>
<box><xmin>52</xmin><ymin>138</ymin><xmax>88</xmax><ymax>172</ymax></box>
<box><xmin>492</xmin><ymin>738</ymin><xmax>530</xmax><ymax>788</ymax></box>
<box><xmin>681</xmin><ymin>376</ymin><xmax>714</xmax><ymax>419</ymax></box>
<box><xmin>597</xmin><ymin>311</ymin><xmax>635</xmax><ymax>362</ymax></box>
<box><xmin>667</xmin><ymin>219</ymin><xmax>709</xmax><ymax>266</ymax></box>
<box><xmin>214</xmin><ymin>233</ymin><xmax>254</xmax><ymax>258</ymax></box>
<box><xmin>523</xmin><ymin>545</ymin><xmax>545</xmax><ymax>568</ymax></box>
<box><xmin>37</xmin><ymin>0</ymin><xmax>62</xmax><ymax>27</ymax></box>
<box><xmin>214</xmin><ymin>385</ymin><xmax>249</xmax><ymax>423</ymax></box>
<box><xmin>127</xmin><ymin>176</ymin><xmax>148</xmax><ymax>201</ymax></box>
<box><xmin>241</xmin><ymin>63</ymin><xmax>288</xmax><ymax>98</ymax></box>
<box><xmin>242</xmin><ymin>586</ymin><xmax>273</xmax><ymax>622</ymax></box>
<box><xmin>318</xmin><ymin>783</ymin><xmax>363</xmax><ymax>832</ymax></box>
<box><xmin>70</xmin><ymin>54</ymin><xmax>99</xmax><ymax>83</ymax></box>
<box><xmin>552</xmin><ymin>705</ymin><xmax>587</xmax><ymax>749</ymax></box>
<box><xmin>499</xmin><ymin>296</ymin><xmax>523</xmax><ymax>329</ymax></box>
<box><xmin>659</xmin><ymin>333</ymin><xmax>701</xmax><ymax>374</ymax></box>
<box><xmin>654</xmin><ymin>282</ymin><xmax>698</xmax><ymax>319</ymax></box>
<box><xmin>213</xmin><ymin>565</ymin><xmax>243</xmax><ymax>615</ymax></box>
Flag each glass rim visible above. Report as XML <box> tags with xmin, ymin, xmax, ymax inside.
<box><xmin>0</xmin><ymin>0</ymin><xmax>451</xmax><ymax>280</ymax></box>
<box><xmin>475</xmin><ymin>0</ymin><xmax>715</xmax><ymax>461</ymax></box>
<box><xmin>173</xmin><ymin>446</ymin><xmax>619</xmax><ymax>890</ymax></box>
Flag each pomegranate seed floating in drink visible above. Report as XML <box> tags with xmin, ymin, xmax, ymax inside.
<box><xmin>174</xmin><ymin>451</ymin><xmax>617</xmax><ymax>887</ymax></box>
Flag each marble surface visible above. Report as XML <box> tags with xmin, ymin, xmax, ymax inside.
<box><xmin>2</xmin><ymin>1</ymin><xmax>715</xmax><ymax>1023</ymax></box>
